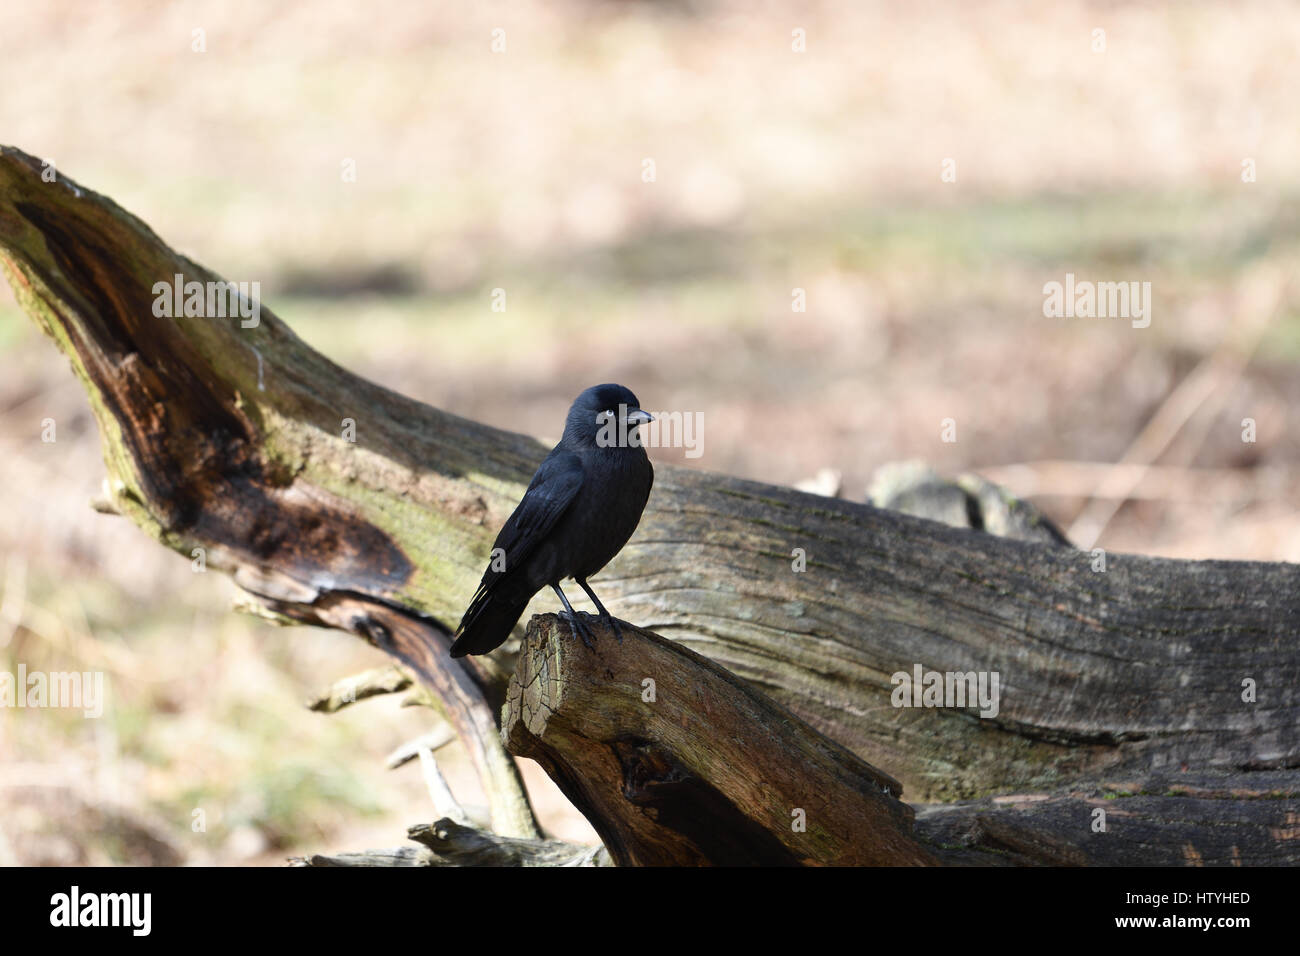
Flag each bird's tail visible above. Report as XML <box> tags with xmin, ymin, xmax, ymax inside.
<box><xmin>448</xmin><ymin>590</ymin><xmax>531</xmax><ymax>658</ymax></box>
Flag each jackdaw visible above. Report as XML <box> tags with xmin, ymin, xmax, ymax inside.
<box><xmin>449</xmin><ymin>384</ymin><xmax>654</xmax><ymax>657</ymax></box>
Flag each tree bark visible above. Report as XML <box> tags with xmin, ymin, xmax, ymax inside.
<box><xmin>292</xmin><ymin>819</ymin><xmax>611</xmax><ymax>867</ymax></box>
<box><xmin>504</xmin><ymin>614</ymin><xmax>933</xmax><ymax>866</ymax></box>
<box><xmin>913</xmin><ymin>768</ymin><xmax>1300</xmax><ymax>865</ymax></box>
<box><xmin>2</xmin><ymin>145</ymin><xmax>1297</xmax><ymax>864</ymax></box>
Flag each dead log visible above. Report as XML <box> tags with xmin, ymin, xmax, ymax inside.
<box><xmin>3</xmin><ymin>144</ymin><xmax>1298</xmax><ymax>863</ymax></box>
<box><xmin>913</xmin><ymin>768</ymin><xmax>1300</xmax><ymax>866</ymax></box>
<box><xmin>504</xmin><ymin>614</ymin><xmax>933</xmax><ymax>866</ymax></box>
<box><xmin>292</xmin><ymin>819</ymin><xmax>610</xmax><ymax>867</ymax></box>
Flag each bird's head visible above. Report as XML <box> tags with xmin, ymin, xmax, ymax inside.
<box><xmin>565</xmin><ymin>383</ymin><xmax>654</xmax><ymax>447</ymax></box>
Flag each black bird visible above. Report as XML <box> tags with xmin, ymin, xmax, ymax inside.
<box><xmin>449</xmin><ymin>384</ymin><xmax>655</xmax><ymax>657</ymax></box>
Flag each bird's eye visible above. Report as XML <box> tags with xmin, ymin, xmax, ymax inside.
<box><xmin>602</xmin><ymin>409</ymin><xmax>614</xmax><ymax>419</ymax></box>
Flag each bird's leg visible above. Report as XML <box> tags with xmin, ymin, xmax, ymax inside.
<box><xmin>551</xmin><ymin>584</ymin><xmax>596</xmax><ymax>649</ymax></box>
<box><xmin>577</xmin><ymin>578</ymin><xmax>623</xmax><ymax>644</ymax></box>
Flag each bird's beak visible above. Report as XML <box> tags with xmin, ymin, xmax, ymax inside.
<box><xmin>626</xmin><ymin>408</ymin><xmax>654</xmax><ymax>427</ymax></box>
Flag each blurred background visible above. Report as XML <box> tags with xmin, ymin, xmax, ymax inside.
<box><xmin>1</xmin><ymin>0</ymin><xmax>1298</xmax><ymax>864</ymax></box>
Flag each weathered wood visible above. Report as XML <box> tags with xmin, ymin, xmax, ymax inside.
<box><xmin>291</xmin><ymin>819</ymin><xmax>610</xmax><ymax>867</ymax></box>
<box><xmin>307</xmin><ymin>665</ymin><xmax>413</xmax><ymax>713</ymax></box>
<box><xmin>3</xmin><ymin>145</ymin><xmax>1298</xmax><ymax>864</ymax></box>
<box><xmin>406</xmin><ymin>820</ymin><xmax>611</xmax><ymax>867</ymax></box>
<box><xmin>504</xmin><ymin>614</ymin><xmax>934</xmax><ymax>866</ymax></box>
<box><xmin>271</xmin><ymin>588</ymin><xmax>539</xmax><ymax>839</ymax></box>
<box><xmin>868</xmin><ymin>460</ymin><xmax>1073</xmax><ymax>546</ymax></box>
<box><xmin>915</xmin><ymin>769</ymin><xmax>1300</xmax><ymax>866</ymax></box>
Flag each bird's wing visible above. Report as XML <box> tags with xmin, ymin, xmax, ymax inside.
<box><xmin>493</xmin><ymin>448</ymin><xmax>585</xmax><ymax>564</ymax></box>
<box><xmin>458</xmin><ymin>449</ymin><xmax>584</xmax><ymax>619</ymax></box>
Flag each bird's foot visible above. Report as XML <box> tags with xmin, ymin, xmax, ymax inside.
<box><xmin>560</xmin><ymin>610</ymin><xmax>597</xmax><ymax>650</ymax></box>
<box><xmin>600</xmin><ymin>613</ymin><xmax>625</xmax><ymax>644</ymax></box>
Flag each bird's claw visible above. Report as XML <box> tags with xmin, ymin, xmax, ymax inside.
<box><xmin>561</xmin><ymin>610</ymin><xmax>597</xmax><ymax>649</ymax></box>
<box><xmin>602</xmin><ymin>614</ymin><xmax>624</xmax><ymax>644</ymax></box>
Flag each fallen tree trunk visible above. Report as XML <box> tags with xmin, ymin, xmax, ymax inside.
<box><xmin>303</xmin><ymin>613</ymin><xmax>1300</xmax><ymax>867</ymax></box>
<box><xmin>914</xmin><ymin>767</ymin><xmax>1300</xmax><ymax>866</ymax></box>
<box><xmin>2</xmin><ymin>145</ymin><xmax>1297</xmax><ymax>863</ymax></box>
<box><xmin>504</xmin><ymin>614</ymin><xmax>932</xmax><ymax>865</ymax></box>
